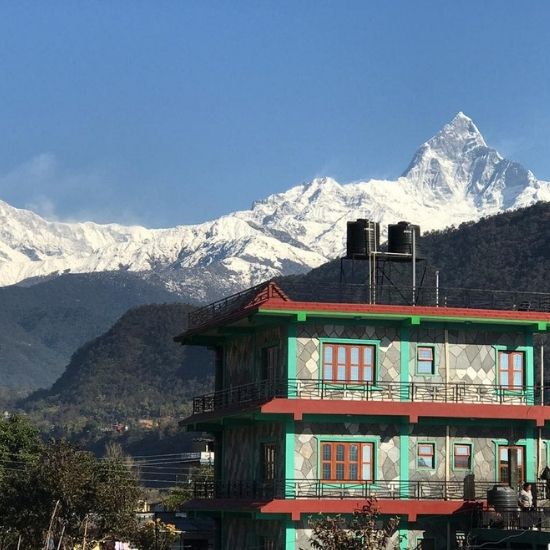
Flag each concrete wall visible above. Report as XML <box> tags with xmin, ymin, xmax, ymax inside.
<box><xmin>224</xmin><ymin>326</ymin><xmax>287</xmax><ymax>387</ymax></box>
<box><xmin>222</xmin><ymin>422</ymin><xmax>284</xmax><ymax>481</ymax></box>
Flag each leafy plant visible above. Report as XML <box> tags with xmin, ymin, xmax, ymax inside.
<box><xmin>305</xmin><ymin>500</ymin><xmax>401</xmax><ymax>550</ymax></box>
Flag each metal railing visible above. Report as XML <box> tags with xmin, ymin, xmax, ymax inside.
<box><xmin>192</xmin><ymin>479</ymin><xmax>550</xmax><ymax>502</ymax></box>
<box><xmin>191</xmin><ymin>379</ymin><xmax>545</xmax><ymax>415</ymax></box>
<box><xmin>186</xmin><ymin>281</ymin><xmax>550</xmax><ymax>330</ymax></box>
<box><xmin>477</xmin><ymin>507</ymin><xmax>550</xmax><ymax>530</ymax></box>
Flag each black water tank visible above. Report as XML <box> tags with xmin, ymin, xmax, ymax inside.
<box><xmin>487</xmin><ymin>485</ymin><xmax>517</xmax><ymax>512</ymax></box>
<box><xmin>346</xmin><ymin>219</ymin><xmax>380</xmax><ymax>258</ymax></box>
<box><xmin>387</xmin><ymin>221</ymin><xmax>421</xmax><ymax>255</ymax></box>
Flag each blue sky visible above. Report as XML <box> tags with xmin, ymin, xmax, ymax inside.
<box><xmin>1</xmin><ymin>1</ymin><xmax>549</xmax><ymax>227</ymax></box>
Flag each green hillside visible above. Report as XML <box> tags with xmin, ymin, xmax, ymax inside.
<box><xmin>21</xmin><ymin>303</ymin><xmax>213</xmax><ymax>437</ymax></box>
<box><xmin>0</xmin><ymin>272</ymin><xmax>183</xmax><ymax>390</ymax></box>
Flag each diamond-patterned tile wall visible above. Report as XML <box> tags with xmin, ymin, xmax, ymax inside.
<box><xmin>409</xmin><ymin>424</ymin><xmax>522</xmax><ymax>483</ymax></box>
<box><xmin>294</xmin><ymin>422</ymin><xmax>400</xmax><ymax>481</ymax></box>
<box><xmin>296</xmin><ymin>324</ymin><xmax>401</xmax><ymax>382</ymax></box>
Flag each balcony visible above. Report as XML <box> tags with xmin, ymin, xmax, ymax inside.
<box><xmin>187</xmin><ymin>479</ymin><xmax>550</xmax><ymax>523</ymax></box>
<box><xmin>191</xmin><ymin>479</ymin><xmax>550</xmax><ymax>502</ymax></box>
<box><xmin>190</xmin><ymin>379</ymin><xmax>545</xmax><ymax>416</ymax></box>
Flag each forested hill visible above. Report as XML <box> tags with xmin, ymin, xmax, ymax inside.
<box><xmin>22</xmin><ymin>303</ymin><xmax>213</xmax><ymax>434</ymax></box>
<box><xmin>420</xmin><ymin>201</ymin><xmax>550</xmax><ymax>292</ymax></box>
<box><xmin>0</xmin><ymin>272</ymin><xmax>183</xmax><ymax>390</ymax></box>
<box><xmin>293</xmin><ymin>201</ymin><xmax>550</xmax><ymax>293</ymax></box>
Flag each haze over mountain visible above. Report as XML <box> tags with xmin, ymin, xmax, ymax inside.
<box><xmin>1</xmin><ymin>113</ymin><xmax>548</xmax><ymax>301</ymax></box>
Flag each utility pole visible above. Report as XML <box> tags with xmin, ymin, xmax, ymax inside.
<box><xmin>44</xmin><ymin>500</ymin><xmax>60</xmax><ymax>550</ymax></box>
<box><xmin>82</xmin><ymin>515</ymin><xmax>89</xmax><ymax>550</ymax></box>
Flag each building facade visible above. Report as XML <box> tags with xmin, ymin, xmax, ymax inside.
<box><xmin>178</xmin><ymin>281</ymin><xmax>550</xmax><ymax>549</ymax></box>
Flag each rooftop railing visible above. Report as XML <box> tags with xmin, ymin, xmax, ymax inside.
<box><xmin>187</xmin><ymin>281</ymin><xmax>550</xmax><ymax>330</ymax></box>
<box><xmin>191</xmin><ymin>379</ymin><xmax>545</xmax><ymax>415</ymax></box>
<box><xmin>191</xmin><ymin>479</ymin><xmax>550</xmax><ymax>503</ymax></box>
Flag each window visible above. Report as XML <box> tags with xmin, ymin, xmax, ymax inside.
<box><xmin>453</xmin><ymin>443</ymin><xmax>472</xmax><ymax>470</ymax></box>
<box><xmin>261</xmin><ymin>346</ymin><xmax>279</xmax><ymax>382</ymax></box>
<box><xmin>322</xmin><ymin>343</ymin><xmax>376</xmax><ymax>384</ymax></box>
<box><xmin>261</xmin><ymin>443</ymin><xmax>277</xmax><ymax>481</ymax></box>
<box><xmin>417</xmin><ymin>443</ymin><xmax>435</xmax><ymax>469</ymax></box>
<box><xmin>417</xmin><ymin>346</ymin><xmax>435</xmax><ymax>375</ymax></box>
<box><xmin>320</xmin><ymin>442</ymin><xmax>374</xmax><ymax>482</ymax></box>
<box><xmin>498</xmin><ymin>350</ymin><xmax>524</xmax><ymax>390</ymax></box>
<box><xmin>499</xmin><ymin>446</ymin><xmax>525</xmax><ymax>484</ymax></box>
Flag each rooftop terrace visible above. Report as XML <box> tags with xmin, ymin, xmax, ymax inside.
<box><xmin>184</xmin><ymin>280</ymin><xmax>550</xmax><ymax>333</ymax></box>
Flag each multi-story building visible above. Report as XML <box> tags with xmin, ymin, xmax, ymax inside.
<box><xmin>177</xmin><ymin>279</ymin><xmax>550</xmax><ymax>549</ymax></box>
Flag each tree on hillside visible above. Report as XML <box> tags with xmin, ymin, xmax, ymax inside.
<box><xmin>0</xmin><ymin>415</ymin><xmax>44</xmax><ymax>548</ymax></box>
<box><xmin>305</xmin><ymin>500</ymin><xmax>401</xmax><ymax>550</ymax></box>
<box><xmin>92</xmin><ymin>443</ymin><xmax>142</xmax><ymax>541</ymax></box>
<box><xmin>0</xmin><ymin>431</ymin><xmax>143</xmax><ymax>549</ymax></box>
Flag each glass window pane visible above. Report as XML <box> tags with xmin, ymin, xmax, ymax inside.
<box><xmin>324</xmin><ymin>346</ymin><xmax>333</xmax><ymax>363</ymax></box>
<box><xmin>364</xmin><ymin>367</ymin><xmax>373</xmax><ymax>382</ymax></box>
<box><xmin>513</xmin><ymin>354</ymin><xmax>523</xmax><ymax>369</ymax></box>
<box><xmin>350</xmin><ymin>347</ymin><xmax>359</xmax><ymax>365</ymax></box>
<box><xmin>500</xmin><ymin>353</ymin><xmax>508</xmax><ymax>368</ymax></box>
<box><xmin>351</xmin><ymin>366</ymin><xmax>359</xmax><ymax>381</ymax></box>
<box><xmin>349</xmin><ymin>464</ymin><xmax>358</xmax><ymax>480</ymax></box>
<box><xmin>418</xmin><ymin>347</ymin><xmax>433</xmax><ymax>360</ymax></box>
<box><xmin>324</xmin><ymin>365</ymin><xmax>333</xmax><ymax>380</ymax></box>
<box><xmin>418</xmin><ymin>361</ymin><xmax>433</xmax><ymax>374</ymax></box>
<box><xmin>364</xmin><ymin>347</ymin><xmax>373</xmax><ymax>365</ymax></box>
<box><xmin>350</xmin><ymin>444</ymin><xmax>358</xmax><ymax>461</ymax></box>
<box><xmin>362</xmin><ymin>444</ymin><xmax>372</xmax><ymax>460</ymax></box>
<box><xmin>419</xmin><ymin>445</ymin><xmax>433</xmax><ymax>455</ymax></box>
<box><xmin>362</xmin><ymin>464</ymin><xmax>373</xmax><ymax>480</ymax></box>
<box><xmin>322</xmin><ymin>445</ymin><xmax>331</xmax><ymax>460</ymax></box>
<box><xmin>513</xmin><ymin>373</ymin><xmax>522</xmax><ymax>387</ymax></box>
<box><xmin>337</xmin><ymin>365</ymin><xmax>346</xmax><ymax>381</ymax></box>
<box><xmin>418</xmin><ymin>457</ymin><xmax>430</xmax><ymax>468</ymax></box>
<box><xmin>337</xmin><ymin>347</ymin><xmax>346</xmax><ymax>364</ymax></box>
<box><xmin>322</xmin><ymin>464</ymin><xmax>331</xmax><ymax>480</ymax></box>
<box><xmin>500</xmin><ymin>371</ymin><xmax>509</xmax><ymax>386</ymax></box>
<box><xmin>336</xmin><ymin>445</ymin><xmax>345</xmax><ymax>461</ymax></box>
<box><xmin>336</xmin><ymin>464</ymin><xmax>344</xmax><ymax>480</ymax></box>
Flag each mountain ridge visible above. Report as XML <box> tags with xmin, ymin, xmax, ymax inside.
<box><xmin>1</xmin><ymin>113</ymin><xmax>549</xmax><ymax>301</ymax></box>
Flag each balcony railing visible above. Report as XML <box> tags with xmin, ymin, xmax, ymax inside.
<box><xmin>477</xmin><ymin>507</ymin><xmax>550</xmax><ymax>531</ymax></box>
<box><xmin>191</xmin><ymin>379</ymin><xmax>545</xmax><ymax>415</ymax></box>
<box><xmin>192</xmin><ymin>479</ymin><xmax>550</xmax><ymax>502</ymax></box>
<box><xmin>187</xmin><ymin>281</ymin><xmax>550</xmax><ymax>330</ymax></box>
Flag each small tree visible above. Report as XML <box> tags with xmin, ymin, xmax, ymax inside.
<box><xmin>306</xmin><ymin>500</ymin><xmax>401</xmax><ymax>550</ymax></box>
<box><xmin>163</xmin><ymin>464</ymin><xmax>213</xmax><ymax>511</ymax></box>
<box><xmin>134</xmin><ymin>518</ymin><xmax>178</xmax><ymax>550</ymax></box>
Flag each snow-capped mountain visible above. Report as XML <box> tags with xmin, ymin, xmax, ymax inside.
<box><xmin>1</xmin><ymin>112</ymin><xmax>549</xmax><ymax>301</ymax></box>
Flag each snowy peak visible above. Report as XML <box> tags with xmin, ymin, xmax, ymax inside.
<box><xmin>399</xmin><ymin>112</ymin><xmax>543</xmax><ymax>209</ymax></box>
<box><xmin>426</xmin><ymin>111</ymin><xmax>487</xmax><ymax>156</ymax></box>
<box><xmin>0</xmin><ymin>113</ymin><xmax>549</xmax><ymax>300</ymax></box>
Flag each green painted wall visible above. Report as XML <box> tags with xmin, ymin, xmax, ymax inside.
<box><xmin>400</xmin><ymin>325</ymin><xmax>410</xmax><ymax>401</ymax></box>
